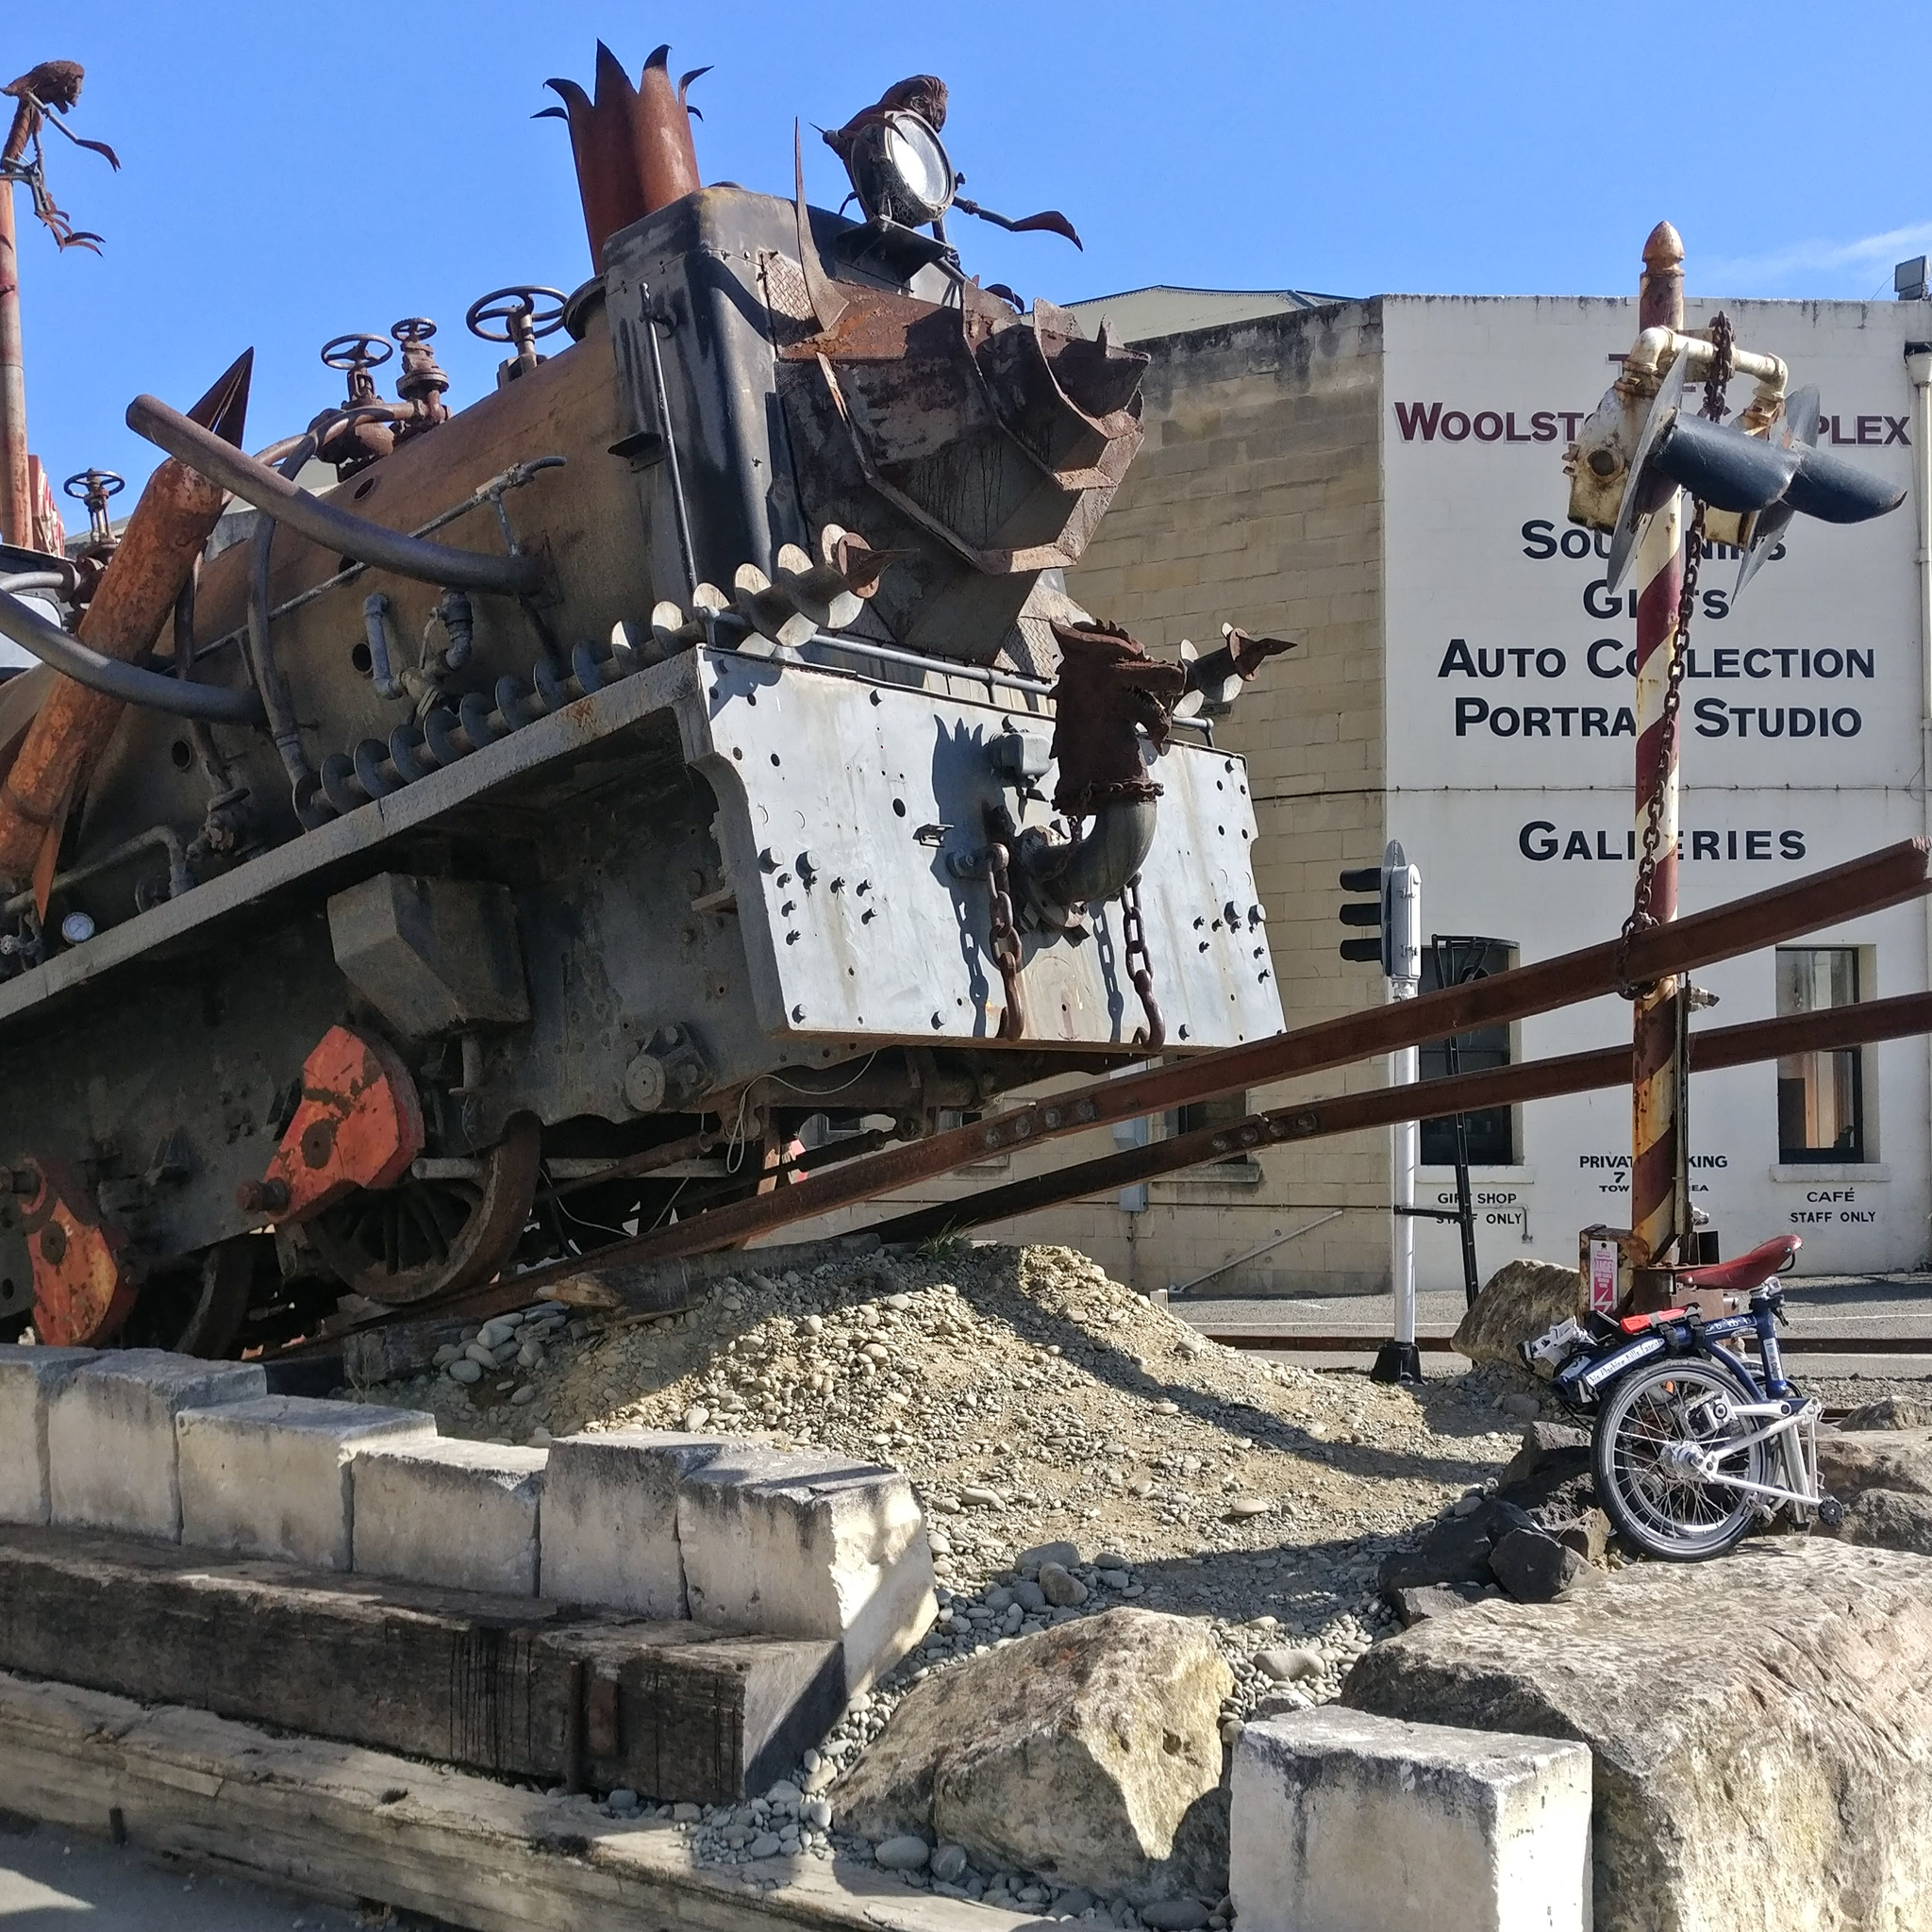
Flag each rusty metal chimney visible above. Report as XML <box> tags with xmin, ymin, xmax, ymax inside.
<box><xmin>540</xmin><ymin>42</ymin><xmax>705</xmax><ymax>269</ymax></box>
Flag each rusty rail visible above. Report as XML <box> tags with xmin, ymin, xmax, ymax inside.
<box><xmin>270</xmin><ymin>983</ymin><xmax>1932</xmax><ymax>1357</ymax></box>
<box><xmin>458</xmin><ymin>840</ymin><xmax>1932</xmax><ymax>1276</ymax></box>
<box><xmin>864</xmin><ymin>990</ymin><xmax>1932</xmax><ymax>1244</ymax></box>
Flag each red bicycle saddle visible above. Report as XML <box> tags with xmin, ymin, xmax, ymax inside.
<box><xmin>1675</xmin><ymin>1233</ymin><xmax>1802</xmax><ymax>1293</ymax></box>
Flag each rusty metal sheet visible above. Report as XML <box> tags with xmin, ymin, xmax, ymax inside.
<box><xmin>14</xmin><ymin>1157</ymin><xmax>137</xmax><ymax>1346</ymax></box>
<box><xmin>239</xmin><ymin>1024</ymin><xmax>425</xmax><ymax>1224</ymax></box>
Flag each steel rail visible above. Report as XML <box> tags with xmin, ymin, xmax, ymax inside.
<box><xmin>512</xmin><ymin>840</ymin><xmax>1930</xmax><ymax>1265</ymax></box>
<box><xmin>126</xmin><ymin>393</ymin><xmax>546</xmax><ymax>596</ymax></box>
<box><xmin>864</xmin><ymin>990</ymin><xmax>1932</xmax><ymax>1244</ymax></box>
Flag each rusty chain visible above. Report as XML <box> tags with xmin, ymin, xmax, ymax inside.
<box><xmin>985</xmin><ymin>840</ymin><xmax>1027</xmax><ymax>1041</ymax></box>
<box><xmin>1618</xmin><ymin>312</ymin><xmax>1735</xmax><ymax>990</ymax></box>
<box><xmin>1122</xmin><ymin>873</ymin><xmax>1165</xmax><ymax>1052</ymax></box>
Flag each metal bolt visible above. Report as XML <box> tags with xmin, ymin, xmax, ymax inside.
<box><xmin>300</xmin><ymin>1120</ymin><xmax>337</xmax><ymax>1170</ymax></box>
<box><xmin>39</xmin><ymin>1224</ymin><xmax>67</xmax><ymax>1266</ymax></box>
<box><xmin>236</xmin><ymin>1177</ymin><xmax>291</xmax><ymax>1216</ymax></box>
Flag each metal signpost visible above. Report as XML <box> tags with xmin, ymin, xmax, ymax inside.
<box><xmin>1340</xmin><ymin>842</ymin><xmax>1430</xmax><ymax>1384</ymax></box>
<box><xmin>1563</xmin><ymin>222</ymin><xmax>1906</xmax><ymax>1304</ymax></box>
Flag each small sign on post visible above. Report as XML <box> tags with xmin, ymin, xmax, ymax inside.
<box><xmin>1588</xmin><ymin>1238</ymin><xmax>1620</xmax><ymax>1315</ymax></box>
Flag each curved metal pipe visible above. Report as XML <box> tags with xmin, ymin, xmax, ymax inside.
<box><xmin>0</xmin><ymin>583</ymin><xmax>266</xmax><ymax>724</ymax></box>
<box><xmin>1030</xmin><ymin>796</ymin><xmax>1158</xmax><ymax>910</ymax></box>
<box><xmin>361</xmin><ymin>593</ymin><xmax>405</xmax><ymax>699</ymax></box>
<box><xmin>127</xmin><ymin>393</ymin><xmax>545</xmax><ymax>595</ymax></box>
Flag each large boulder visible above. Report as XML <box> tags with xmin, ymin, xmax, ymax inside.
<box><xmin>1816</xmin><ymin>1425</ymin><xmax>1932</xmax><ymax>1502</ymax></box>
<box><xmin>834</xmin><ymin>1608</ymin><xmax>1231</xmax><ymax>1902</ymax></box>
<box><xmin>1451</xmin><ymin>1259</ymin><xmax>1585</xmax><ymax>1366</ymax></box>
<box><xmin>1343</xmin><ymin>1540</ymin><xmax>1932</xmax><ymax>1931</ymax></box>
<box><xmin>1817</xmin><ymin>1426</ymin><xmax>1932</xmax><ymax>1557</ymax></box>
<box><xmin>1840</xmin><ymin>1394</ymin><xmax>1932</xmax><ymax>1431</ymax></box>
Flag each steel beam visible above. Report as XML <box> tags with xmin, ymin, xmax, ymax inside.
<box><xmin>864</xmin><ymin>990</ymin><xmax>1932</xmax><ymax>1244</ymax></box>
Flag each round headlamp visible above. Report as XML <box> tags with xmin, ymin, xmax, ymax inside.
<box><xmin>877</xmin><ymin>111</ymin><xmax>955</xmax><ymax>222</ymax></box>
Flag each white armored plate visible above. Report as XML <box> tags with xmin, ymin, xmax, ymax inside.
<box><xmin>692</xmin><ymin>648</ymin><xmax>1283</xmax><ymax>1050</ymax></box>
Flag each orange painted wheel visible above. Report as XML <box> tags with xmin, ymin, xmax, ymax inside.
<box><xmin>308</xmin><ymin>1115</ymin><xmax>541</xmax><ymax>1305</ymax></box>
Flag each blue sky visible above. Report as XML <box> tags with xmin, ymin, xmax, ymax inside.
<box><xmin>7</xmin><ymin>0</ymin><xmax>1928</xmax><ymax>500</ymax></box>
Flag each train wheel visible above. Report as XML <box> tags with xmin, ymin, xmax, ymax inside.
<box><xmin>120</xmin><ymin>1235</ymin><xmax>261</xmax><ymax>1357</ymax></box>
<box><xmin>308</xmin><ymin>1116</ymin><xmax>541</xmax><ymax>1306</ymax></box>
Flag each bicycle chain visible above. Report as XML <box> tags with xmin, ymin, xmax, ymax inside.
<box><xmin>1618</xmin><ymin>311</ymin><xmax>1735</xmax><ymax>990</ymax></box>
<box><xmin>1122</xmin><ymin>873</ymin><xmax>1165</xmax><ymax>1052</ymax></box>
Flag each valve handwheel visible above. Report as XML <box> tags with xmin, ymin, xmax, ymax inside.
<box><xmin>321</xmin><ymin>332</ymin><xmax>394</xmax><ymax>373</ymax></box>
<box><xmin>391</xmin><ymin>316</ymin><xmax>439</xmax><ymax>347</ymax></box>
<box><xmin>465</xmin><ymin>286</ymin><xmax>568</xmax><ymax>344</ymax></box>
<box><xmin>62</xmin><ymin>468</ymin><xmax>124</xmax><ymax>507</ymax></box>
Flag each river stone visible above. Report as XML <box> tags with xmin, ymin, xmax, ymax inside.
<box><xmin>1451</xmin><ymin>1259</ymin><xmax>1586</xmax><ymax>1367</ymax></box>
<box><xmin>1488</xmin><ymin>1526</ymin><xmax>1592</xmax><ymax>1605</ymax></box>
<box><xmin>1343</xmin><ymin>1539</ymin><xmax>1932</xmax><ymax>1930</ymax></box>
<box><xmin>834</xmin><ymin>1607</ymin><xmax>1231</xmax><ymax>1903</ymax></box>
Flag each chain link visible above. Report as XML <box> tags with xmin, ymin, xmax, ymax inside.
<box><xmin>1122</xmin><ymin>873</ymin><xmax>1165</xmax><ymax>1052</ymax></box>
<box><xmin>1620</xmin><ymin>312</ymin><xmax>1735</xmax><ymax>972</ymax></box>
<box><xmin>985</xmin><ymin>841</ymin><xmax>1027</xmax><ymax>1041</ymax></box>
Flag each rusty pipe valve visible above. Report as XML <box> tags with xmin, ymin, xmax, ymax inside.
<box><xmin>61</xmin><ymin>468</ymin><xmax>123</xmax><ymax>550</ymax></box>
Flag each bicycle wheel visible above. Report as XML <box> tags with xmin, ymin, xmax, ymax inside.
<box><xmin>1593</xmin><ymin>1357</ymin><xmax>1770</xmax><ymax>1560</ymax></box>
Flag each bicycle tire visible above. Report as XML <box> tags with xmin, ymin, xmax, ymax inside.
<box><xmin>1592</xmin><ymin>1353</ymin><xmax>1769</xmax><ymax>1561</ymax></box>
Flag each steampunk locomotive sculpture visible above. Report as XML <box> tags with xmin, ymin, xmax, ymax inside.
<box><xmin>0</xmin><ymin>44</ymin><xmax>1286</xmax><ymax>1355</ymax></box>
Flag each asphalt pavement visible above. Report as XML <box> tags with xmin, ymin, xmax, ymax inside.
<box><xmin>1175</xmin><ymin>1272</ymin><xmax>1932</xmax><ymax>1380</ymax></box>
<box><xmin>0</xmin><ymin>1811</ymin><xmax>364</xmax><ymax>1931</ymax></box>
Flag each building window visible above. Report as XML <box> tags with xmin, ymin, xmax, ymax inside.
<box><xmin>1420</xmin><ymin>939</ymin><xmax>1515</xmax><ymax>1166</ymax></box>
<box><xmin>1776</xmin><ymin>949</ymin><xmax>1864</xmax><ymax>1162</ymax></box>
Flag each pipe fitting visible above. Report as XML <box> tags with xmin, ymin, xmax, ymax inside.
<box><xmin>361</xmin><ymin>593</ymin><xmax>405</xmax><ymax>699</ymax></box>
<box><xmin>1020</xmin><ymin>796</ymin><xmax>1159</xmax><ymax>916</ymax></box>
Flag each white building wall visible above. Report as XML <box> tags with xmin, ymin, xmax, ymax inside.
<box><xmin>1380</xmin><ymin>294</ymin><xmax>1929</xmax><ymax>1283</ymax></box>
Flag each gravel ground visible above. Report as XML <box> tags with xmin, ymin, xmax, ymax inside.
<box><xmin>350</xmin><ymin>1241</ymin><xmax>1932</xmax><ymax>1917</ymax></box>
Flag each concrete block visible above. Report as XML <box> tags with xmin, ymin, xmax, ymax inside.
<box><xmin>353</xmin><ymin>1438</ymin><xmax>548</xmax><ymax>1595</ymax></box>
<box><xmin>0</xmin><ymin>1347</ymin><xmax>97</xmax><ymax>1524</ymax></box>
<box><xmin>177</xmin><ymin>1395</ymin><xmax>436</xmax><ymax>1569</ymax></box>
<box><xmin>676</xmin><ymin>1444</ymin><xmax>937</xmax><ymax>1695</ymax></box>
<box><xmin>46</xmin><ymin>1351</ymin><xmax>267</xmax><ymax>1539</ymax></box>
<box><xmin>1230</xmin><ymin>1707</ymin><xmax>1591</xmax><ymax>1932</ymax></box>
<box><xmin>541</xmin><ymin>1430</ymin><xmax>736</xmax><ymax>1617</ymax></box>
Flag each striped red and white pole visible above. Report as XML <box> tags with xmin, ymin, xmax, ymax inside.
<box><xmin>1630</xmin><ymin>221</ymin><xmax>1685</xmax><ymax>1268</ymax></box>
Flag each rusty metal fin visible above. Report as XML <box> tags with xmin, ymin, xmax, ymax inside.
<box><xmin>592</xmin><ymin>39</ymin><xmax>636</xmax><ymax>108</ymax></box>
<box><xmin>182</xmin><ymin>348</ymin><xmax>253</xmax><ymax>448</ymax></box>
<box><xmin>794</xmin><ymin>123</ymin><xmax>847</xmax><ymax>337</ymax></box>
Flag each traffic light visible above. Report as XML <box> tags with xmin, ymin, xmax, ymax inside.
<box><xmin>1338</xmin><ymin>841</ymin><xmax>1420</xmax><ymax>982</ymax></box>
